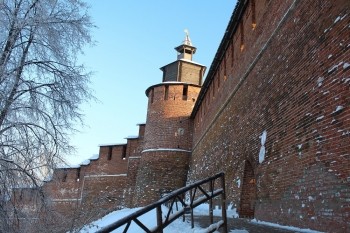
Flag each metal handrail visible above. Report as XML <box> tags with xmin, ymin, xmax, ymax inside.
<box><xmin>95</xmin><ymin>172</ymin><xmax>227</xmax><ymax>233</ymax></box>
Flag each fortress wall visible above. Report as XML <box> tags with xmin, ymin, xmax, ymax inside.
<box><xmin>127</xmin><ymin>156</ymin><xmax>141</xmax><ymax>207</ymax></box>
<box><xmin>13</xmin><ymin>124</ymin><xmax>146</xmax><ymax>231</ymax></box>
<box><xmin>189</xmin><ymin>0</ymin><xmax>350</xmax><ymax>232</ymax></box>
<box><xmin>43</xmin><ymin>168</ymin><xmax>81</xmax><ymax>200</ymax></box>
<box><xmin>79</xmin><ymin>175</ymin><xmax>130</xmax><ymax>215</ymax></box>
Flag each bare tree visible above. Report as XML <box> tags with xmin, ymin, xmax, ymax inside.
<box><xmin>0</xmin><ymin>0</ymin><xmax>94</xmax><ymax>231</ymax></box>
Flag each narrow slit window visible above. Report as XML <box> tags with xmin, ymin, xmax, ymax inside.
<box><xmin>223</xmin><ymin>58</ymin><xmax>227</xmax><ymax>81</ymax></box>
<box><xmin>231</xmin><ymin>41</ymin><xmax>234</xmax><ymax>67</ymax></box>
<box><xmin>240</xmin><ymin>22</ymin><xmax>245</xmax><ymax>51</ymax></box>
<box><xmin>208</xmin><ymin>87</ymin><xmax>211</xmax><ymax>103</ymax></box>
<box><xmin>164</xmin><ymin>85</ymin><xmax>169</xmax><ymax>100</ymax></box>
<box><xmin>107</xmin><ymin>146</ymin><xmax>112</xmax><ymax>160</ymax></box>
<box><xmin>251</xmin><ymin>0</ymin><xmax>256</xmax><ymax>29</ymax></box>
<box><xmin>212</xmin><ymin>79</ymin><xmax>215</xmax><ymax>98</ymax></box>
<box><xmin>122</xmin><ymin>145</ymin><xmax>127</xmax><ymax>160</ymax></box>
<box><xmin>62</xmin><ymin>169</ymin><xmax>67</xmax><ymax>182</ymax></box>
<box><xmin>182</xmin><ymin>85</ymin><xmax>188</xmax><ymax>100</ymax></box>
<box><xmin>150</xmin><ymin>89</ymin><xmax>154</xmax><ymax>104</ymax></box>
<box><xmin>76</xmin><ymin>168</ymin><xmax>81</xmax><ymax>181</ymax></box>
<box><xmin>203</xmin><ymin>99</ymin><xmax>207</xmax><ymax>116</ymax></box>
<box><xmin>217</xmin><ymin>72</ymin><xmax>220</xmax><ymax>88</ymax></box>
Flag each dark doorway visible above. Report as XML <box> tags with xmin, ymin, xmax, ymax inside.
<box><xmin>239</xmin><ymin>160</ymin><xmax>256</xmax><ymax>218</ymax></box>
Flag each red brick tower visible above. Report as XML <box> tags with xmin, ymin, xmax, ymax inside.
<box><xmin>133</xmin><ymin>32</ymin><xmax>206</xmax><ymax>206</ymax></box>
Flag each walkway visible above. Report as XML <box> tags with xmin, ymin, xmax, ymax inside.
<box><xmin>193</xmin><ymin>216</ymin><xmax>304</xmax><ymax>233</ymax></box>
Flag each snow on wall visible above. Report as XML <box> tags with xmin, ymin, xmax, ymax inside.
<box><xmin>258</xmin><ymin>130</ymin><xmax>267</xmax><ymax>164</ymax></box>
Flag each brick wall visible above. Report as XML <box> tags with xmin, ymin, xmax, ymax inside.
<box><xmin>11</xmin><ymin>124</ymin><xmax>146</xmax><ymax>231</ymax></box>
<box><xmin>189</xmin><ymin>0</ymin><xmax>350</xmax><ymax>232</ymax></box>
<box><xmin>133</xmin><ymin>150</ymin><xmax>190</xmax><ymax>206</ymax></box>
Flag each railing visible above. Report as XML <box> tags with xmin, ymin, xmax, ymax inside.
<box><xmin>96</xmin><ymin>172</ymin><xmax>227</xmax><ymax>233</ymax></box>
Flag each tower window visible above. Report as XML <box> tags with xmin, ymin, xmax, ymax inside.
<box><xmin>240</xmin><ymin>21</ymin><xmax>245</xmax><ymax>51</ymax></box>
<box><xmin>62</xmin><ymin>169</ymin><xmax>67</xmax><ymax>182</ymax></box>
<box><xmin>150</xmin><ymin>89</ymin><xmax>154</xmax><ymax>104</ymax></box>
<box><xmin>122</xmin><ymin>145</ymin><xmax>127</xmax><ymax>160</ymax></box>
<box><xmin>76</xmin><ymin>168</ymin><xmax>81</xmax><ymax>181</ymax></box>
<box><xmin>223</xmin><ymin>57</ymin><xmax>227</xmax><ymax>81</ymax></box>
<box><xmin>212</xmin><ymin>80</ymin><xmax>215</xmax><ymax>97</ymax></box>
<box><xmin>107</xmin><ymin>146</ymin><xmax>113</xmax><ymax>160</ymax></box>
<box><xmin>251</xmin><ymin>0</ymin><xmax>256</xmax><ymax>29</ymax></box>
<box><xmin>164</xmin><ymin>85</ymin><xmax>169</xmax><ymax>100</ymax></box>
<box><xmin>217</xmin><ymin>72</ymin><xmax>220</xmax><ymax>88</ymax></box>
<box><xmin>182</xmin><ymin>85</ymin><xmax>188</xmax><ymax>100</ymax></box>
<box><xmin>231</xmin><ymin>41</ymin><xmax>234</xmax><ymax>67</ymax></box>
<box><xmin>208</xmin><ymin>86</ymin><xmax>211</xmax><ymax>102</ymax></box>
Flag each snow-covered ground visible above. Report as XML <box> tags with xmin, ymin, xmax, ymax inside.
<box><xmin>79</xmin><ymin>204</ymin><xmax>237</xmax><ymax>233</ymax></box>
<box><xmin>79</xmin><ymin>204</ymin><xmax>323</xmax><ymax>233</ymax></box>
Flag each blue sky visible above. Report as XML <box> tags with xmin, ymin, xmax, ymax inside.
<box><xmin>66</xmin><ymin>1</ymin><xmax>237</xmax><ymax>165</ymax></box>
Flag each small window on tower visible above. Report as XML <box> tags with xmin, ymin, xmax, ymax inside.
<box><xmin>231</xmin><ymin>41</ymin><xmax>234</xmax><ymax>67</ymax></box>
<box><xmin>164</xmin><ymin>85</ymin><xmax>169</xmax><ymax>100</ymax></box>
<box><xmin>223</xmin><ymin>57</ymin><xmax>227</xmax><ymax>81</ymax></box>
<box><xmin>251</xmin><ymin>0</ymin><xmax>257</xmax><ymax>29</ymax></box>
<box><xmin>150</xmin><ymin>89</ymin><xmax>154</xmax><ymax>104</ymax></box>
<box><xmin>217</xmin><ymin>72</ymin><xmax>220</xmax><ymax>88</ymax></box>
<box><xmin>122</xmin><ymin>145</ymin><xmax>127</xmax><ymax>160</ymax></box>
<box><xmin>182</xmin><ymin>85</ymin><xmax>188</xmax><ymax>100</ymax></box>
<box><xmin>76</xmin><ymin>168</ymin><xmax>81</xmax><ymax>181</ymax></box>
<box><xmin>62</xmin><ymin>169</ymin><xmax>67</xmax><ymax>182</ymax></box>
<box><xmin>240</xmin><ymin>21</ymin><xmax>245</xmax><ymax>51</ymax></box>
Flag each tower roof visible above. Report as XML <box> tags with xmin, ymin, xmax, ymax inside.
<box><xmin>157</xmin><ymin>30</ymin><xmax>206</xmax><ymax>86</ymax></box>
<box><xmin>175</xmin><ymin>29</ymin><xmax>197</xmax><ymax>61</ymax></box>
<box><xmin>183</xmin><ymin>29</ymin><xmax>192</xmax><ymax>46</ymax></box>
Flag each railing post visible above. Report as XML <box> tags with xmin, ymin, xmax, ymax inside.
<box><xmin>190</xmin><ymin>189</ymin><xmax>194</xmax><ymax>229</ymax></box>
<box><xmin>220</xmin><ymin>173</ymin><xmax>228</xmax><ymax>233</ymax></box>
<box><xmin>156</xmin><ymin>205</ymin><xmax>163</xmax><ymax>233</ymax></box>
<box><xmin>209</xmin><ymin>180</ymin><xmax>214</xmax><ymax>224</ymax></box>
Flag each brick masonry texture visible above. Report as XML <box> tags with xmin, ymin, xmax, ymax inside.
<box><xmin>11</xmin><ymin>0</ymin><xmax>349</xmax><ymax>232</ymax></box>
<box><xmin>133</xmin><ymin>150</ymin><xmax>191</xmax><ymax>206</ymax></box>
<box><xmin>189</xmin><ymin>0</ymin><xmax>350</xmax><ymax>232</ymax></box>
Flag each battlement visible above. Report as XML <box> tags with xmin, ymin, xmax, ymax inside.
<box><xmin>146</xmin><ymin>82</ymin><xmax>201</xmax><ymax>104</ymax></box>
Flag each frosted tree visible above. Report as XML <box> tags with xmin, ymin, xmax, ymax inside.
<box><xmin>0</xmin><ymin>0</ymin><xmax>94</xmax><ymax>231</ymax></box>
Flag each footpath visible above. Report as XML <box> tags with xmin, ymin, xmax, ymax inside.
<box><xmin>193</xmin><ymin>216</ymin><xmax>306</xmax><ymax>233</ymax></box>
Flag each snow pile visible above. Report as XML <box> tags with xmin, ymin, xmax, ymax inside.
<box><xmin>79</xmin><ymin>204</ymin><xmax>238</xmax><ymax>233</ymax></box>
<box><xmin>251</xmin><ymin>219</ymin><xmax>323</xmax><ymax>233</ymax></box>
<box><xmin>316</xmin><ymin>77</ymin><xmax>324</xmax><ymax>87</ymax></box>
<box><xmin>332</xmin><ymin>105</ymin><xmax>344</xmax><ymax>114</ymax></box>
<box><xmin>78</xmin><ymin>203</ymin><xmax>323</xmax><ymax>233</ymax></box>
<box><xmin>79</xmin><ymin>205</ymin><xmax>206</xmax><ymax>233</ymax></box>
<box><xmin>236</xmin><ymin>178</ymin><xmax>241</xmax><ymax>188</ymax></box>
<box><xmin>80</xmin><ymin>159</ymin><xmax>91</xmax><ymax>166</ymax></box>
<box><xmin>89</xmin><ymin>154</ymin><xmax>100</xmax><ymax>160</ymax></box>
<box><xmin>193</xmin><ymin>203</ymin><xmax>238</xmax><ymax>218</ymax></box>
<box><xmin>142</xmin><ymin>148</ymin><xmax>191</xmax><ymax>153</ymax></box>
